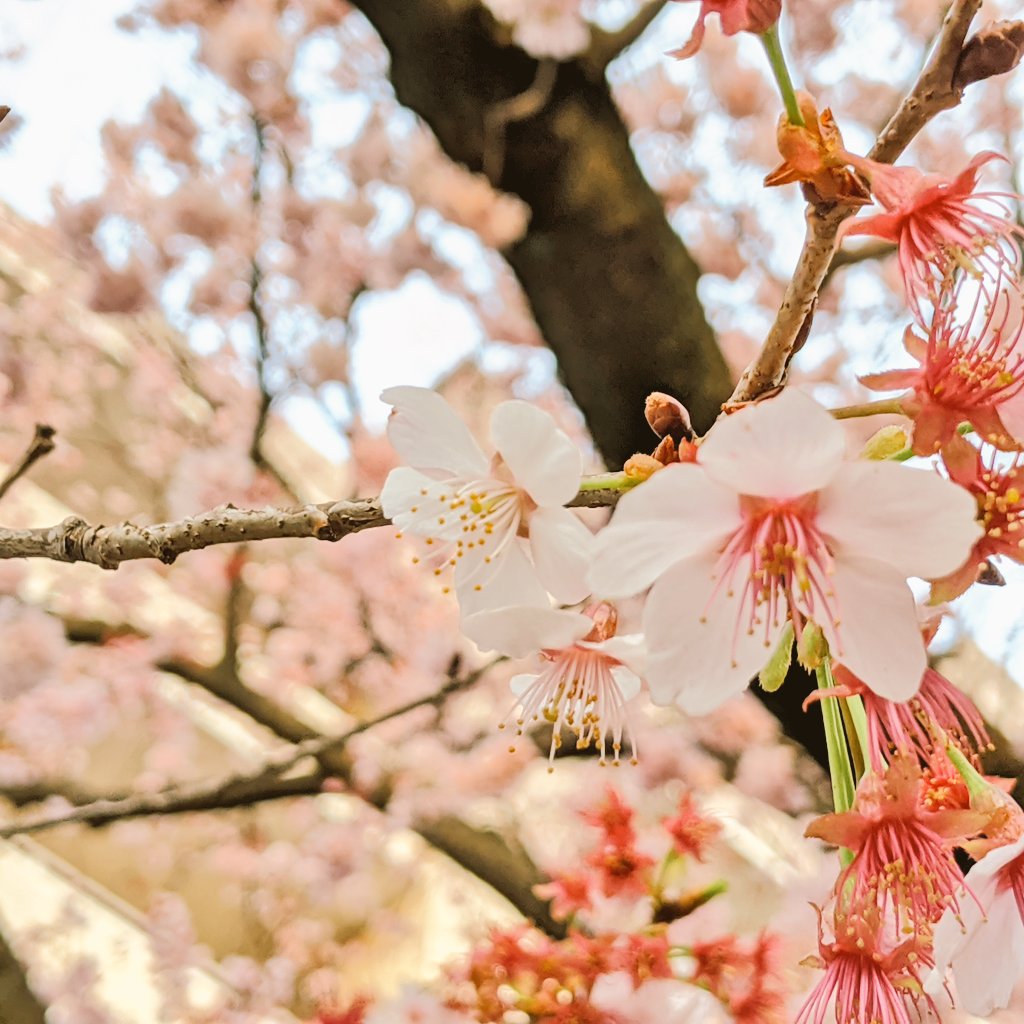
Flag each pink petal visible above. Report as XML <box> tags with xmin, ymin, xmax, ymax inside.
<box><xmin>998</xmin><ymin>392</ymin><xmax>1024</xmax><ymax>447</ymax></box>
<box><xmin>699</xmin><ymin>388</ymin><xmax>846</xmax><ymax>498</ymax></box>
<box><xmin>456</xmin><ymin>538</ymin><xmax>549</xmax><ymax>616</ymax></box>
<box><xmin>381</xmin><ymin>386</ymin><xmax>488</xmax><ymax>478</ymax></box>
<box><xmin>462</xmin><ymin>607</ymin><xmax>590</xmax><ymax>658</ymax></box>
<box><xmin>825</xmin><ymin>557</ymin><xmax>926</xmax><ymax>702</ymax></box>
<box><xmin>841</xmin><ymin>211</ymin><xmax>903</xmax><ymax>243</ymax></box>
<box><xmin>528</xmin><ymin>506</ymin><xmax>594</xmax><ymax>604</ymax></box>
<box><xmin>587</xmin><ymin>465</ymin><xmax>740</xmax><ymax>599</ymax></box>
<box><xmin>817</xmin><ymin>461</ymin><xmax>982</xmax><ymax>579</ymax></box>
<box><xmin>858</xmin><ymin>368</ymin><xmax>919</xmax><ymax>392</ymax></box>
<box><xmin>643</xmin><ymin>555</ymin><xmax>777</xmax><ymax>715</ymax></box>
<box><xmin>380</xmin><ymin>466</ymin><xmax>467</xmax><ymax>540</ymax></box>
<box><xmin>490</xmin><ymin>401</ymin><xmax>580</xmax><ymax>508</ymax></box>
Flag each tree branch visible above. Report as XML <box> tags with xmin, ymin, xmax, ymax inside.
<box><xmin>0</xmin><ymin>664</ymin><xmax>495</xmax><ymax>837</ymax></box>
<box><xmin>726</xmin><ymin>0</ymin><xmax>982</xmax><ymax>407</ymax></box>
<box><xmin>583</xmin><ymin>1</ymin><xmax>670</xmax><ymax>76</ymax></box>
<box><xmin>0</xmin><ymin>487</ymin><xmax>622</xmax><ymax>569</ymax></box>
<box><xmin>0</xmin><ymin>424</ymin><xmax>56</xmax><ymax>503</ymax></box>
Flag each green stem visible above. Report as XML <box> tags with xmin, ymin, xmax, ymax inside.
<box><xmin>830</xmin><ymin>398</ymin><xmax>906</xmax><ymax>420</ymax></box>
<box><xmin>816</xmin><ymin>659</ymin><xmax>856</xmax><ymax>865</ymax></box>
<box><xmin>577</xmin><ymin>471</ymin><xmax>641</xmax><ymax>492</ymax></box>
<box><xmin>760</xmin><ymin>25</ymin><xmax>804</xmax><ymax>127</ymax></box>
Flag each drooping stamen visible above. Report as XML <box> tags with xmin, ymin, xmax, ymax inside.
<box><xmin>706</xmin><ymin>495</ymin><xmax>839</xmax><ymax>666</ymax></box>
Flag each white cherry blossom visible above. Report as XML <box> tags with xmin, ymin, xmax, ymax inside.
<box><xmin>930</xmin><ymin>834</ymin><xmax>1024</xmax><ymax>1016</ymax></box>
<box><xmin>463</xmin><ymin>602</ymin><xmax>644</xmax><ymax>764</ymax></box>
<box><xmin>380</xmin><ymin>386</ymin><xmax>593</xmax><ymax>613</ymax></box>
<box><xmin>587</xmin><ymin>388</ymin><xmax>981</xmax><ymax>715</ymax></box>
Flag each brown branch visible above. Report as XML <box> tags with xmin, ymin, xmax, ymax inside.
<box><xmin>0</xmin><ymin>487</ymin><xmax>621</xmax><ymax>569</ymax></box>
<box><xmin>0</xmin><ymin>424</ymin><xmax>56</xmax><ymax>503</ymax></box>
<box><xmin>0</xmin><ymin>665</ymin><xmax>494</xmax><ymax>837</ymax></box>
<box><xmin>726</xmin><ymin>0</ymin><xmax>982</xmax><ymax>407</ymax></box>
<box><xmin>483</xmin><ymin>58</ymin><xmax>558</xmax><ymax>183</ymax></box>
<box><xmin>583</xmin><ymin>1</ymin><xmax>670</xmax><ymax>76</ymax></box>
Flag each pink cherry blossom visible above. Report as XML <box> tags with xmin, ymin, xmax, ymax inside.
<box><xmin>931</xmin><ymin>834</ymin><xmax>1024</xmax><ymax>1016</ymax></box>
<box><xmin>587</xmin><ymin>388</ymin><xmax>981</xmax><ymax>714</ymax></box>
<box><xmin>861</xmin><ymin>277</ymin><xmax>1024</xmax><ymax>455</ymax></box>
<box><xmin>797</xmin><ymin>900</ymin><xmax>935</xmax><ymax>1024</ymax></box>
<box><xmin>668</xmin><ymin>0</ymin><xmax>782</xmax><ymax>60</ymax></box>
<box><xmin>463</xmin><ymin>602</ymin><xmax>644</xmax><ymax>764</ymax></box>
<box><xmin>380</xmin><ymin>386</ymin><xmax>593</xmax><ymax>613</ymax></box>
<box><xmin>841</xmin><ymin>151</ymin><xmax>1023</xmax><ymax>316</ymax></box>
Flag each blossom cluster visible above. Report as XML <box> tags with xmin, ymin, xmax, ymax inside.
<box><xmin>378</xmin><ymin>66</ymin><xmax>1024</xmax><ymax>1012</ymax></box>
<box><xmin>316</xmin><ymin>786</ymin><xmax>785</xmax><ymax>1024</ymax></box>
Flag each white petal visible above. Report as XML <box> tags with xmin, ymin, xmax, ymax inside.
<box><xmin>382</xmin><ymin>386</ymin><xmax>488</xmax><ymax>478</ymax></box>
<box><xmin>510</xmin><ymin>673</ymin><xmax>539</xmax><ymax>697</ymax></box>
<box><xmin>380</xmin><ymin>467</ymin><xmax>472</xmax><ymax>540</ymax></box>
<box><xmin>587</xmin><ymin>466</ymin><xmax>741</xmax><ymax>600</ymax></box>
<box><xmin>699</xmin><ymin>388</ymin><xmax>846</xmax><ymax>498</ymax></box>
<box><xmin>609</xmin><ymin>665</ymin><xmax>642</xmax><ymax>700</ymax></box>
<box><xmin>817</xmin><ymin>460</ymin><xmax>982</xmax><ymax>579</ymax></box>
<box><xmin>643</xmin><ymin>555</ymin><xmax>777</xmax><ymax>715</ymax></box>
<box><xmin>591</xmin><ymin>634</ymin><xmax>646</xmax><ymax>677</ymax></box>
<box><xmin>461</xmin><ymin>607</ymin><xmax>589</xmax><ymax>657</ymax></box>
<box><xmin>825</xmin><ymin>557</ymin><xmax>926</xmax><ymax>701</ymax></box>
<box><xmin>949</xmin><ymin>891</ymin><xmax>1024</xmax><ymax>1017</ymax></box>
<box><xmin>490</xmin><ymin>400</ymin><xmax>580</xmax><ymax>507</ymax></box>
<box><xmin>455</xmin><ymin>538</ymin><xmax>548</xmax><ymax>616</ymax></box>
<box><xmin>528</xmin><ymin>506</ymin><xmax>594</xmax><ymax>604</ymax></box>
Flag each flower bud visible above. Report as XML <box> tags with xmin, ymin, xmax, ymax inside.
<box><xmin>860</xmin><ymin>424</ymin><xmax>909</xmax><ymax>460</ymax></box>
<box><xmin>797</xmin><ymin>621</ymin><xmax>827</xmax><ymax>671</ymax></box>
<box><xmin>759</xmin><ymin>621</ymin><xmax>793</xmax><ymax>692</ymax></box>
<box><xmin>645</xmin><ymin>391</ymin><xmax>693</xmax><ymax>441</ymax></box>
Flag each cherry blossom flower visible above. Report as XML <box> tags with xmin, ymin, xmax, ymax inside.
<box><xmin>663</xmin><ymin>791</ymin><xmax>722</xmax><ymax>861</ymax></box>
<box><xmin>861</xmin><ymin>278</ymin><xmax>1024</xmax><ymax>455</ymax></box>
<box><xmin>797</xmin><ymin>900</ymin><xmax>934</xmax><ymax>1024</ymax></box>
<box><xmin>668</xmin><ymin>0</ymin><xmax>782</xmax><ymax>60</ymax></box>
<box><xmin>841</xmin><ymin>151</ymin><xmax>1024</xmax><ymax>314</ymax></box>
<box><xmin>931</xmin><ymin>834</ymin><xmax>1024</xmax><ymax>1016</ymax></box>
<box><xmin>805</xmin><ymin>756</ymin><xmax>987</xmax><ymax>929</ymax></box>
<box><xmin>380</xmin><ymin>387</ymin><xmax>592</xmax><ymax>613</ymax></box>
<box><xmin>587</xmin><ymin>388</ymin><xmax>981</xmax><ymax>715</ymax></box>
<box><xmin>930</xmin><ymin>433</ymin><xmax>1024</xmax><ymax>600</ymax></box>
<box><xmin>464</xmin><ymin>601</ymin><xmax>644</xmax><ymax>764</ymax></box>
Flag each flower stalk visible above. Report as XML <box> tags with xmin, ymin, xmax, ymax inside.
<box><xmin>760</xmin><ymin>25</ymin><xmax>804</xmax><ymax>127</ymax></box>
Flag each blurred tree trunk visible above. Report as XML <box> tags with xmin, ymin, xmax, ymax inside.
<box><xmin>349</xmin><ymin>0</ymin><xmax>733</xmax><ymax>464</ymax></box>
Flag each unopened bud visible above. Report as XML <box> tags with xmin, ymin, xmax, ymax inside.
<box><xmin>797</xmin><ymin>622</ymin><xmax>828</xmax><ymax>671</ymax></box>
<box><xmin>860</xmin><ymin>425</ymin><xmax>909</xmax><ymax>460</ymax></box>
<box><xmin>955</xmin><ymin>20</ymin><xmax>1024</xmax><ymax>91</ymax></box>
<box><xmin>759</xmin><ymin>621</ymin><xmax>794</xmax><ymax>692</ymax></box>
<box><xmin>624</xmin><ymin>453</ymin><xmax>665</xmax><ymax>482</ymax></box>
<box><xmin>645</xmin><ymin>392</ymin><xmax>693</xmax><ymax>442</ymax></box>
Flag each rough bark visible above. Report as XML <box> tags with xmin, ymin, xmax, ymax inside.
<box><xmin>349</xmin><ymin>0</ymin><xmax>733</xmax><ymax>464</ymax></box>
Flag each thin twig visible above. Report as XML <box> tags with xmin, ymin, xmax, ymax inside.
<box><xmin>0</xmin><ymin>486</ymin><xmax>621</xmax><ymax>569</ymax></box>
<box><xmin>0</xmin><ymin>425</ymin><xmax>56</xmax><ymax>503</ymax></box>
<box><xmin>726</xmin><ymin>0</ymin><xmax>982</xmax><ymax>408</ymax></box>
<box><xmin>583</xmin><ymin>0</ymin><xmax>670</xmax><ymax>76</ymax></box>
<box><xmin>0</xmin><ymin>661</ymin><xmax>500</xmax><ymax>837</ymax></box>
<box><xmin>483</xmin><ymin>58</ymin><xmax>558</xmax><ymax>183</ymax></box>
